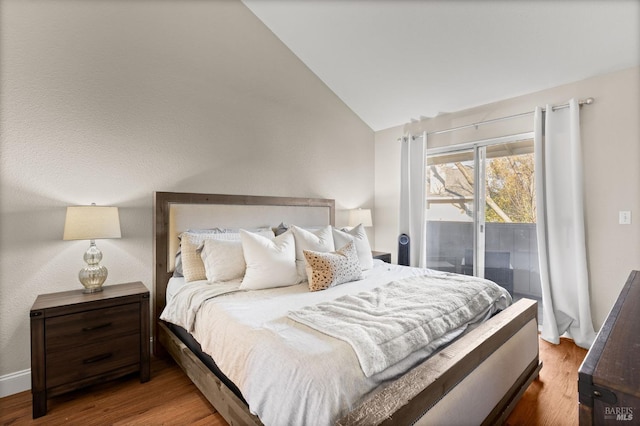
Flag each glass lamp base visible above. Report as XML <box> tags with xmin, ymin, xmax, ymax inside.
<box><xmin>79</xmin><ymin>241</ymin><xmax>108</xmax><ymax>293</ymax></box>
<box><xmin>79</xmin><ymin>265</ymin><xmax>108</xmax><ymax>293</ymax></box>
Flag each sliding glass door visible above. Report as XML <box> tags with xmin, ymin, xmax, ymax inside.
<box><xmin>426</xmin><ymin>134</ymin><xmax>541</xmax><ymax>306</ymax></box>
<box><xmin>483</xmin><ymin>140</ymin><xmax>540</xmax><ymax>299</ymax></box>
<box><xmin>425</xmin><ymin>149</ymin><xmax>475</xmax><ymax>274</ymax></box>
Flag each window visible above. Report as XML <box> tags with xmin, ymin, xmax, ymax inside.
<box><xmin>426</xmin><ymin>133</ymin><xmax>542</xmax><ymax>309</ymax></box>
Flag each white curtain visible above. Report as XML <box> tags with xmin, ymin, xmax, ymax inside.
<box><xmin>534</xmin><ymin>99</ymin><xmax>596</xmax><ymax>349</ymax></box>
<box><xmin>399</xmin><ymin>133</ymin><xmax>427</xmax><ymax>267</ymax></box>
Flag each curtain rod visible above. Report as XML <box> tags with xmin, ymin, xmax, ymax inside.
<box><xmin>400</xmin><ymin>97</ymin><xmax>594</xmax><ymax>140</ymax></box>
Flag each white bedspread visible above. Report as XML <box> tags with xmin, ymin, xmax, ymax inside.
<box><xmin>160</xmin><ymin>261</ymin><xmax>511</xmax><ymax>426</ymax></box>
<box><xmin>160</xmin><ymin>280</ymin><xmax>241</xmax><ymax>332</ymax></box>
<box><xmin>288</xmin><ymin>273</ymin><xmax>510</xmax><ymax>377</ymax></box>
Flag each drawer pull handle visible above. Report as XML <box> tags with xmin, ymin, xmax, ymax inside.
<box><xmin>82</xmin><ymin>322</ymin><xmax>112</xmax><ymax>332</ymax></box>
<box><xmin>82</xmin><ymin>353</ymin><xmax>113</xmax><ymax>364</ymax></box>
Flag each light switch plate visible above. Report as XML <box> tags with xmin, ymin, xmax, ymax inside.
<box><xmin>619</xmin><ymin>211</ymin><xmax>631</xmax><ymax>225</ymax></box>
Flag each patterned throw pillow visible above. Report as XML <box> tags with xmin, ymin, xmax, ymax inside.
<box><xmin>303</xmin><ymin>241</ymin><xmax>362</xmax><ymax>292</ymax></box>
<box><xmin>180</xmin><ymin>233</ymin><xmax>210</xmax><ymax>282</ymax></box>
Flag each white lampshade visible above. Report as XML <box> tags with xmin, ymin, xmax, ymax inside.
<box><xmin>63</xmin><ymin>205</ymin><xmax>121</xmax><ymax>241</ymax></box>
<box><xmin>348</xmin><ymin>208</ymin><xmax>373</xmax><ymax>227</ymax></box>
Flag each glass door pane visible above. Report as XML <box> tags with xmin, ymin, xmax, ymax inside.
<box><xmin>425</xmin><ymin>149</ymin><xmax>475</xmax><ymax>274</ymax></box>
<box><xmin>483</xmin><ymin>139</ymin><xmax>541</xmax><ymax>302</ymax></box>
<box><xmin>426</xmin><ymin>135</ymin><xmax>542</xmax><ymax>321</ymax></box>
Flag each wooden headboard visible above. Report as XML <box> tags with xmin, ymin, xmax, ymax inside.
<box><xmin>153</xmin><ymin>191</ymin><xmax>335</xmax><ymax>354</ymax></box>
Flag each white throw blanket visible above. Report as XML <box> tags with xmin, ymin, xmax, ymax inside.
<box><xmin>288</xmin><ymin>273</ymin><xmax>510</xmax><ymax>377</ymax></box>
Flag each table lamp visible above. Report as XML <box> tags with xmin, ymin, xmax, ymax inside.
<box><xmin>63</xmin><ymin>204</ymin><xmax>121</xmax><ymax>293</ymax></box>
<box><xmin>348</xmin><ymin>208</ymin><xmax>373</xmax><ymax>227</ymax></box>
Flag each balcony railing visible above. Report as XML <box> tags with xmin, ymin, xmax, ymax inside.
<box><xmin>426</xmin><ymin>221</ymin><xmax>542</xmax><ymax>299</ymax></box>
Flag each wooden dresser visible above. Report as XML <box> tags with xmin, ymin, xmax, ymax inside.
<box><xmin>30</xmin><ymin>281</ymin><xmax>150</xmax><ymax>418</ymax></box>
<box><xmin>578</xmin><ymin>270</ymin><xmax>639</xmax><ymax>424</ymax></box>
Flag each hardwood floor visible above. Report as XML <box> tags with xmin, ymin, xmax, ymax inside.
<box><xmin>1</xmin><ymin>337</ymin><xmax>586</xmax><ymax>425</ymax></box>
<box><xmin>505</xmin><ymin>337</ymin><xmax>588</xmax><ymax>426</ymax></box>
<box><xmin>0</xmin><ymin>357</ymin><xmax>226</xmax><ymax>426</ymax></box>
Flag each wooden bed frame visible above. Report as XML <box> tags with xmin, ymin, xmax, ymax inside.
<box><xmin>153</xmin><ymin>191</ymin><xmax>541</xmax><ymax>425</ymax></box>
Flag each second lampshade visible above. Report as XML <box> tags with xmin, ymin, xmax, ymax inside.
<box><xmin>348</xmin><ymin>208</ymin><xmax>373</xmax><ymax>228</ymax></box>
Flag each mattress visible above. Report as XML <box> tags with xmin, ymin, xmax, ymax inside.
<box><xmin>162</xmin><ymin>260</ymin><xmax>511</xmax><ymax>425</ymax></box>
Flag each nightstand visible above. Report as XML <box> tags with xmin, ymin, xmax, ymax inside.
<box><xmin>372</xmin><ymin>251</ymin><xmax>391</xmax><ymax>263</ymax></box>
<box><xmin>30</xmin><ymin>281</ymin><xmax>150</xmax><ymax>418</ymax></box>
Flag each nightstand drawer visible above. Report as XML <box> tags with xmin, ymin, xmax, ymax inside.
<box><xmin>45</xmin><ymin>303</ymin><xmax>140</xmax><ymax>351</ymax></box>
<box><xmin>46</xmin><ymin>333</ymin><xmax>140</xmax><ymax>389</ymax></box>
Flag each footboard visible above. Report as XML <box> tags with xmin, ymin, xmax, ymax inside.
<box><xmin>338</xmin><ymin>298</ymin><xmax>541</xmax><ymax>426</ymax></box>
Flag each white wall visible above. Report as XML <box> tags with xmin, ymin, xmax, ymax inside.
<box><xmin>0</xmin><ymin>0</ymin><xmax>374</xmax><ymax>387</ymax></box>
<box><xmin>375</xmin><ymin>66</ymin><xmax>640</xmax><ymax>331</ymax></box>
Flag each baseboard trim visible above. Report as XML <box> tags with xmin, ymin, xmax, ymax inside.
<box><xmin>0</xmin><ymin>368</ymin><xmax>31</xmax><ymax>398</ymax></box>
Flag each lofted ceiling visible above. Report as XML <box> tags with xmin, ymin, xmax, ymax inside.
<box><xmin>242</xmin><ymin>0</ymin><xmax>640</xmax><ymax>131</ymax></box>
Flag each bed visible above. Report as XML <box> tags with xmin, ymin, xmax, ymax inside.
<box><xmin>153</xmin><ymin>191</ymin><xmax>541</xmax><ymax>425</ymax></box>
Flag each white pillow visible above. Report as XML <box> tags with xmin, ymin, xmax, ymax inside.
<box><xmin>200</xmin><ymin>239</ymin><xmax>246</xmax><ymax>282</ymax></box>
<box><xmin>332</xmin><ymin>224</ymin><xmax>374</xmax><ymax>270</ymax></box>
<box><xmin>180</xmin><ymin>228</ymin><xmax>274</xmax><ymax>283</ymax></box>
<box><xmin>290</xmin><ymin>225</ymin><xmax>335</xmax><ymax>282</ymax></box>
<box><xmin>239</xmin><ymin>229</ymin><xmax>298</xmax><ymax>290</ymax></box>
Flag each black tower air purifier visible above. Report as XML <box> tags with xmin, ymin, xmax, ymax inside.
<box><xmin>398</xmin><ymin>233</ymin><xmax>410</xmax><ymax>266</ymax></box>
